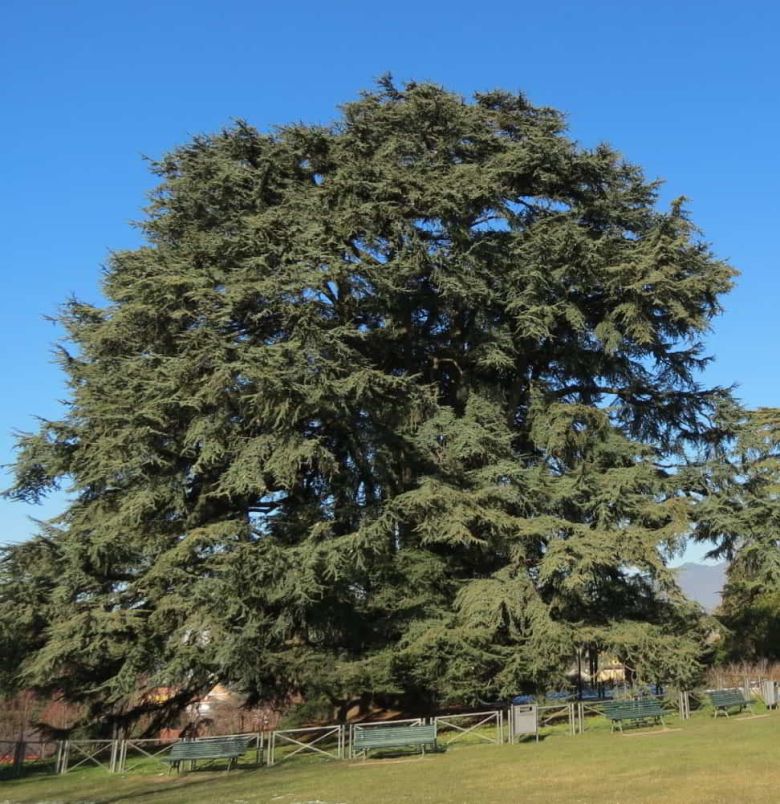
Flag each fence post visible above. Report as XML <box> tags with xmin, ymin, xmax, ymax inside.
<box><xmin>13</xmin><ymin>740</ymin><xmax>25</xmax><ymax>777</ymax></box>
<box><xmin>59</xmin><ymin>740</ymin><xmax>70</xmax><ymax>774</ymax></box>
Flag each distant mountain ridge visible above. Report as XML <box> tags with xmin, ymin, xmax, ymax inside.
<box><xmin>674</xmin><ymin>562</ymin><xmax>726</xmax><ymax>612</ymax></box>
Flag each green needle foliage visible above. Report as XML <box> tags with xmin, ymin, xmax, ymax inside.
<box><xmin>2</xmin><ymin>78</ymin><xmax>736</xmax><ymax>725</ymax></box>
<box><xmin>692</xmin><ymin>407</ymin><xmax>780</xmax><ymax>660</ymax></box>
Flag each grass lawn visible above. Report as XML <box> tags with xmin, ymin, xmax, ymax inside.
<box><xmin>3</xmin><ymin>711</ymin><xmax>780</xmax><ymax>803</ymax></box>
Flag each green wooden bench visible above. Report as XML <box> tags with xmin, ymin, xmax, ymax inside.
<box><xmin>163</xmin><ymin>737</ymin><xmax>252</xmax><ymax>772</ymax></box>
<box><xmin>602</xmin><ymin>699</ymin><xmax>666</xmax><ymax>732</ymax></box>
<box><xmin>709</xmin><ymin>689</ymin><xmax>754</xmax><ymax>717</ymax></box>
<box><xmin>352</xmin><ymin>724</ymin><xmax>437</xmax><ymax>758</ymax></box>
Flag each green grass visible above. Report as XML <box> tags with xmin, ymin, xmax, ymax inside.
<box><xmin>3</xmin><ymin>711</ymin><xmax>780</xmax><ymax>803</ymax></box>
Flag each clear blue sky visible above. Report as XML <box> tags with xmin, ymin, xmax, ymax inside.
<box><xmin>2</xmin><ymin>0</ymin><xmax>778</xmax><ymax>564</ymax></box>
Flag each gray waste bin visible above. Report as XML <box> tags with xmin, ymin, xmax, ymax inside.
<box><xmin>762</xmin><ymin>680</ymin><xmax>777</xmax><ymax>708</ymax></box>
<box><xmin>510</xmin><ymin>704</ymin><xmax>538</xmax><ymax>742</ymax></box>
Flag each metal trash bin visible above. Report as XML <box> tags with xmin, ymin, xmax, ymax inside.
<box><xmin>762</xmin><ymin>680</ymin><xmax>777</xmax><ymax>709</ymax></box>
<box><xmin>510</xmin><ymin>704</ymin><xmax>538</xmax><ymax>742</ymax></box>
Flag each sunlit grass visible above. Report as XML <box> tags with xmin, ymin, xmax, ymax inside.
<box><xmin>3</xmin><ymin>708</ymin><xmax>780</xmax><ymax>802</ymax></box>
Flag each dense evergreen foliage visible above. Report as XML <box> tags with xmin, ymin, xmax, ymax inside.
<box><xmin>2</xmin><ymin>79</ymin><xmax>737</xmax><ymax>723</ymax></box>
<box><xmin>693</xmin><ymin>408</ymin><xmax>780</xmax><ymax>660</ymax></box>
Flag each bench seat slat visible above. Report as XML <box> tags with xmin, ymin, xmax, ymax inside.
<box><xmin>164</xmin><ymin>737</ymin><xmax>252</xmax><ymax>766</ymax></box>
<box><xmin>601</xmin><ymin>700</ymin><xmax>666</xmax><ymax>732</ymax></box>
<box><xmin>353</xmin><ymin>724</ymin><xmax>437</xmax><ymax>755</ymax></box>
<box><xmin>708</xmin><ymin>690</ymin><xmax>752</xmax><ymax>717</ymax></box>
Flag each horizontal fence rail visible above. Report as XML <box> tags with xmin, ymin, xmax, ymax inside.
<box><xmin>268</xmin><ymin>725</ymin><xmax>344</xmax><ymax>766</ymax></box>
<box><xmin>536</xmin><ymin>703</ymin><xmax>576</xmax><ymax>736</ymax></box>
<box><xmin>118</xmin><ymin>737</ymin><xmax>180</xmax><ymax>773</ymax></box>
<box><xmin>433</xmin><ymin>710</ymin><xmax>503</xmax><ymax>746</ymax></box>
<box><xmin>0</xmin><ymin>740</ymin><xmax>60</xmax><ymax>777</ymax></box>
<box><xmin>58</xmin><ymin>739</ymin><xmax>119</xmax><ymax>774</ymax></box>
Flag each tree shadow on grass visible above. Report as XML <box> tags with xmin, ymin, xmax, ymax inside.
<box><xmin>97</xmin><ymin>767</ymin><xmax>266</xmax><ymax>803</ymax></box>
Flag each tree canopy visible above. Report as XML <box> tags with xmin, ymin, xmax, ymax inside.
<box><xmin>692</xmin><ymin>407</ymin><xmax>780</xmax><ymax>660</ymax></box>
<box><xmin>2</xmin><ymin>78</ymin><xmax>737</xmax><ymax>725</ymax></box>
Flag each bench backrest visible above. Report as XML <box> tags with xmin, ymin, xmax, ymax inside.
<box><xmin>168</xmin><ymin>737</ymin><xmax>251</xmax><ymax>760</ymax></box>
<box><xmin>353</xmin><ymin>724</ymin><xmax>436</xmax><ymax>748</ymax></box>
<box><xmin>709</xmin><ymin>690</ymin><xmax>748</xmax><ymax>707</ymax></box>
<box><xmin>602</xmin><ymin>699</ymin><xmax>665</xmax><ymax>719</ymax></box>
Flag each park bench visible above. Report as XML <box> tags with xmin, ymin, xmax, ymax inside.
<box><xmin>602</xmin><ymin>699</ymin><xmax>666</xmax><ymax>732</ymax></box>
<box><xmin>708</xmin><ymin>689</ymin><xmax>754</xmax><ymax>717</ymax></box>
<box><xmin>163</xmin><ymin>736</ymin><xmax>252</xmax><ymax>772</ymax></box>
<box><xmin>352</xmin><ymin>724</ymin><xmax>438</xmax><ymax>758</ymax></box>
